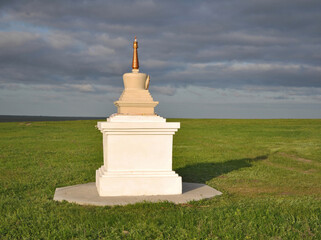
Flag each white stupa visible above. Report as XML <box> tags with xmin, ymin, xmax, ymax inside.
<box><xmin>95</xmin><ymin>37</ymin><xmax>182</xmax><ymax>196</ymax></box>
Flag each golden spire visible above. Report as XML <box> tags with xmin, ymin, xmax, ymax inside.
<box><xmin>132</xmin><ymin>36</ymin><xmax>139</xmax><ymax>70</ymax></box>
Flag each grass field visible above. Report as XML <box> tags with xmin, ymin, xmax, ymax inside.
<box><xmin>0</xmin><ymin>119</ymin><xmax>320</xmax><ymax>239</ymax></box>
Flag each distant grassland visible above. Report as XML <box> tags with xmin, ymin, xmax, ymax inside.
<box><xmin>0</xmin><ymin>119</ymin><xmax>320</xmax><ymax>239</ymax></box>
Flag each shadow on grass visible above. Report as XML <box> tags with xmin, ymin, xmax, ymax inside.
<box><xmin>176</xmin><ymin>155</ymin><xmax>268</xmax><ymax>183</ymax></box>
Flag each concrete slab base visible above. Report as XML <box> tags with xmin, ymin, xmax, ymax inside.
<box><xmin>53</xmin><ymin>182</ymin><xmax>222</xmax><ymax>206</ymax></box>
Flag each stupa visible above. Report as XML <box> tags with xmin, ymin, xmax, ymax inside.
<box><xmin>95</xmin><ymin>37</ymin><xmax>182</xmax><ymax>196</ymax></box>
<box><xmin>53</xmin><ymin>38</ymin><xmax>222</xmax><ymax>205</ymax></box>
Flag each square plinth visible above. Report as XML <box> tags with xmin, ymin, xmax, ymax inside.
<box><xmin>96</xmin><ymin>115</ymin><xmax>181</xmax><ymax>196</ymax></box>
<box><xmin>96</xmin><ymin>169</ymin><xmax>182</xmax><ymax>196</ymax></box>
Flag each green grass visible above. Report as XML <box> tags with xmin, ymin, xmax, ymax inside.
<box><xmin>0</xmin><ymin>119</ymin><xmax>320</xmax><ymax>239</ymax></box>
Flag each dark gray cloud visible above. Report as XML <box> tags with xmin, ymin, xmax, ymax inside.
<box><xmin>0</xmin><ymin>0</ymin><xmax>320</xmax><ymax>105</ymax></box>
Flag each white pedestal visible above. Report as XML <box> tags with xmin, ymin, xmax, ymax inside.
<box><xmin>96</xmin><ymin>115</ymin><xmax>182</xmax><ymax>196</ymax></box>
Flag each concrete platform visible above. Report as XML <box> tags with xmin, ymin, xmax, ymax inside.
<box><xmin>53</xmin><ymin>182</ymin><xmax>222</xmax><ymax>206</ymax></box>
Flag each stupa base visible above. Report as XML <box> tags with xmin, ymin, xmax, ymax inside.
<box><xmin>53</xmin><ymin>182</ymin><xmax>222</xmax><ymax>206</ymax></box>
<box><xmin>96</xmin><ymin>115</ymin><xmax>181</xmax><ymax>197</ymax></box>
<box><xmin>96</xmin><ymin>168</ymin><xmax>182</xmax><ymax>196</ymax></box>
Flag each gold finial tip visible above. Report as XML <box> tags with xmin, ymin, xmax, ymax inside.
<box><xmin>132</xmin><ymin>36</ymin><xmax>139</xmax><ymax>69</ymax></box>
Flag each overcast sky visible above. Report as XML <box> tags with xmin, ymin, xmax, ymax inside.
<box><xmin>0</xmin><ymin>0</ymin><xmax>321</xmax><ymax>118</ymax></box>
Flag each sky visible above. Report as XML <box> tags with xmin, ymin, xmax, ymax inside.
<box><xmin>0</xmin><ymin>0</ymin><xmax>321</xmax><ymax>118</ymax></box>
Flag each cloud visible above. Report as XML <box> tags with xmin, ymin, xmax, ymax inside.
<box><xmin>150</xmin><ymin>85</ymin><xmax>176</xmax><ymax>96</ymax></box>
<box><xmin>46</xmin><ymin>31</ymin><xmax>75</xmax><ymax>49</ymax></box>
<box><xmin>0</xmin><ymin>0</ymin><xmax>320</xmax><ymax>117</ymax></box>
<box><xmin>0</xmin><ymin>31</ymin><xmax>40</xmax><ymax>48</ymax></box>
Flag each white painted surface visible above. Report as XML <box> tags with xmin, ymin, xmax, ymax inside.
<box><xmin>96</xmin><ymin>114</ymin><xmax>182</xmax><ymax>196</ymax></box>
<box><xmin>107</xmin><ymin>114</ymin><xmax>165</xmax><ymax>122</ymax></box>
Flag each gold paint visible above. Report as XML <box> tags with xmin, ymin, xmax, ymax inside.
<box><xmin>132</xmin><ymin>36</ymin><xmax>139</xmax><ymax>69</ymax></box>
